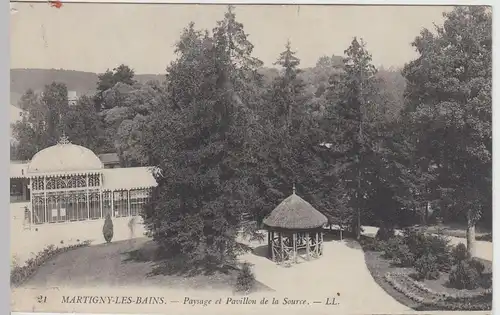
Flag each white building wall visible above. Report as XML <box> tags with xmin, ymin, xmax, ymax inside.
<box><xmin>11</xmin><ymin>202</ymin><xmax>145</xmax><ymax>266</ymax></box>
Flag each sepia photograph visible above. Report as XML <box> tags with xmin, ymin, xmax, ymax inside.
<box><xmin>9</xmin><ymin>2</ymin><xmax>492</xmax><ymax>314</ymax></box>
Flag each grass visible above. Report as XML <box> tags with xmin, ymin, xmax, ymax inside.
<box><xmin>361</xmin><ymin>238</ymin><xmax>420</xmax><ymax>310</ymax></box>
<box><xmin>21</xmin><ymin>237</ymin><xmax>272</xmax><ymax>292</ymax></box>
<box><xmin>415</xmin><ymin>224</ymin><xmax>492</xmax><ymax>241</ymax></box>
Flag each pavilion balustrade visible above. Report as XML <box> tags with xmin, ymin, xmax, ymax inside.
<box><xmin>268</xmin><ymin>230</ymin><xmax>324</xmax><ymax>265</ymax></box>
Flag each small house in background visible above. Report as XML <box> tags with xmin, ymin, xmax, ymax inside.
<box><xmin>98</xmin><ymin>153</ymin><xmax>120</xmax><ymax>168</ymax></box>
<box><xmin>68</xmin><ymin>90</ymin><xmax>78</xmax><ymax>106</ymax></box>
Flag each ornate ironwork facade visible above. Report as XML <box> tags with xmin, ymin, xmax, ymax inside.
<box><xmin>29</xmin><ymin>172</ymin><xmax>151</xmax><ymax>224</ymax></box>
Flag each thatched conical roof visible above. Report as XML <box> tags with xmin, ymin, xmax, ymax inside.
<box><xmin>263</xmin><ymin>192</ymin><xmax>328</xmax><ymax>230</ymax></box>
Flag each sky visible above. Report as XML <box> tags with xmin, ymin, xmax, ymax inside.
<box><xmin>10</xmin><ymin>3</ymin><xmax>451</xmax><ymax>74</ymax></box>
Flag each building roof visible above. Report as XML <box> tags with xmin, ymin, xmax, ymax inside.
<box><xmin>10</xmin><ymin>162</ymin><xmax>28</xmax><ymax>178</ymax></box>
<box><xmin>27</xmin><ymin>136</ymin><xmax>103</xmax><ymax>174</ymax></box>
<box><xmin>10</xmin><ymin>163</ymin><xmax>157</xmax><ymax>191</ymax></box>
<box><xmin>98</xmin><ymin>153</ymin><xmax>120</xmax><ymax>164</ymax></box>
<box><xmin>263</xmin><ymin>192</ymin><xmax>328</xmax><ymax>230</ymax></box>
<box><xmin>102</xmin><ymin>167</ymin><xmax>157</xmax><ymax>190</ymax></box>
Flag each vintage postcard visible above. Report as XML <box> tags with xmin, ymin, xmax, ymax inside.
<box><xmin>9</xmin><ymin>2</ymin><xmax>492</xmax><ymax>314</ymax></box>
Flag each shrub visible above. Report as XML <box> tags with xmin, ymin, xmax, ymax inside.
<box><xmin>392</xmin><ymin>244</ymin><xmax>415</xmax><ymax>267</ymax></box>
<box><xmin>468</xmin><ymin>259</ymin><xmax>485</xmax><ymax>275</ymax></box>
<box><xmin>235</xmin><ymin>262</ymin><xmax>255</xmax><ymax>293</ymax></box>
<box><xmin>382</xmin><ymin>237</ymin><xmax>403</xmax><ymax>259</ymax></box>
<box><xmin>452</xmin><ymin>243</ymin><xmax>470</xmax><ymax>263</ymax></box>
<box><xmin>360</xmin><ymin>237</ymin><xmax>385</xmax><ymax>252</ymax></box>
<box><xmin>427</xmin><ymin>235</ymin><xmax>452</xmax><ymax>271</ymax></box>
<box><xmin>402</xmin><ymin>228</ymin><xmax>451</xmax><ymax>271</ymax></box>
<box><xmin>449</xmin><ymin>261</ymin><xmax>480</xmax><ymax>290</ymax></box>
<box><xmin>375</xmin><ymin>225</ymin><xmax>394</xmax><ymax>241</ymax></box>
<box><xmin>414</xmin><ymin>254</ymin><xmax>440</xmax><ymax>280</ymax></box>
<box><xmin>103</xmin><ymin>214</ymin><xmax>114</xmax><ymax>243</ymax></box>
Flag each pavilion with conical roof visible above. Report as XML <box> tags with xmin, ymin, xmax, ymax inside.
<box><xmin>263</xmin><ymin>185</ymin><xmax>328</xmax><ymax>265</ymax></box>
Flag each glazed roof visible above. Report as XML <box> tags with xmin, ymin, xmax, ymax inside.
<box><xmin>27</xmin><ymin>135</ymin><xmax>103</xmax><ymax>174</ymax></box>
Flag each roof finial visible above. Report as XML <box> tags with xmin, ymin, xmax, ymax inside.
<box><xmin>292</xmin><ymin>182</ymin><xmax>296</xmax><ymax>195</ymax></box>
<box><xmin>58</xmin><ymin>132</ymin><xmax>70</xmax><ymax>145</ymax></box>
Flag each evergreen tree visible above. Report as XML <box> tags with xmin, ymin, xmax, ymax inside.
<box><xmin>142</xmin><ymin>7</ymin><xmax>264</xmax><ymax>270</ymax></box>
<box><xmin>254</xmin><ymin>40</ymin><xmax>321</xmax><ymax>222</ymax></box>
<box><xmin>322</xmin><ymin>38</ymin><xmax>382</xmax><ymax>239</ymax></box>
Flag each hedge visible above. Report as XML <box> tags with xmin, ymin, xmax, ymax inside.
<box><xmin>11</xmin><ymin>240</ymin><xmax>92</xmax><ymax>287</ymax></box>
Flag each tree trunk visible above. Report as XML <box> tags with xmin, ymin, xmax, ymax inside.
<box><xmin>424</xmin><ymin>202</ymin><xmax>430</xmax><ymax>226</ymax></box>
<box><xmin>356</xmin><ymin>171</ymin><xmax>361</xmax><ymax>240</ymax></box>
<box><xmin>356</xmin><ymin>209</ymin><xmax>361</xmax><ymax>240</ymax></box>
<box><xmin>467</xmin><ymin>220</ymin><xmax>476</xmax><ymax>258</ymax></box>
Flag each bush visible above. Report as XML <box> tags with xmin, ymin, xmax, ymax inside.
<box><xmin>468</xmin><ymin>259</ymin><xmax>485</xmax><ymax>275</ymax></box>
<box><xmin>414</xmin><ymin>254</ymin><xmax>440</xmax><ymax>280</ymax></box>
<box><xmin>392</xmin><ymin>244</ymin><xmax>415</xmax><ymax>267</ymax></box>
<box><xmin>360</xmin><ymin>237</ymin><xmax>385</xmax><ymax>251</ymax></box>
<box><xmin>382</xmin><ymin>237</ymin><xmax>403</xmax><ymax>259</ymax></box>
<box><xmin>103</xmin><ymin>214</ymin><xmax>114</xmax><ymax>243</ymax></box>
<box><xmin>375</xmin><ymin>225</ymin><xmax>395</xmax><ymax>241</ymax></box>
<box><xmin>235</xmin><ymin>262</ymin><xmax>255</xmax><ymax>293</ymax></box>
<box><xmin>449</xmin><ymin>260</ymin><xmax>480</xmax><ymax>290</ymax></box>
<box><xmin>452</xmin><ymin>243</ymin><xmax>470</xmax><ymax>263</ymax></box>
<box><xmin>402</xmin><ymin>228</ymin><xmax>452</xmax><ymax>271</ymax></box>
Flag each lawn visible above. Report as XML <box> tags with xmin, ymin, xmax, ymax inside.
<box><xmin>22</xmin><ymin>237</ymin><xmax>272</xmax><ymax>293</ymax></box>
<box><xmin>414</xmin><ymin>224</ymin><xmax>492</xmax><ymax>241</ymax></box>
<box><xmin>363</xmin><ymin>249</ymin><xmax>420</xmax><ymax>310</ymax></box>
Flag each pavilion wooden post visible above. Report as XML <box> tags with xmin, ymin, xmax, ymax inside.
<box><xmin>271</xmin><ymin>232</ymin><xmax>275</xmax><ymax>261</ymax></box>
<box><xmin>293</xmin><ymin>233</ymin><xmax>297</xmax><ymax>263</ymax></box>
<box><xmin>320</xmin><ymin>232</ymin><xmax>324</xmax><ymax>255</ymax></box>
<box><xmin>315</xmin><ymin>232</ymin><xmax>319</xmax><ymax>256</ymax></box>
<box><xmin>306</xmin><ymin>232</ymin><xmax>310</xmax><ymax>260</ymax></box>
<box><xmin>279</xmin><ymin>233</ymin><xmax>284</xmax><ymax>264</ymax></box>
<box><xmin>267</xmin><ymin>231</ymin><xmax>271</xmax><ymax>258</ymax></box>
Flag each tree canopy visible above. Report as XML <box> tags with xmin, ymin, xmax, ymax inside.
<box><xmin>10</xmin><ymin>6</ymin><xmax>491</xmax><ymax>261</ymax></box>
